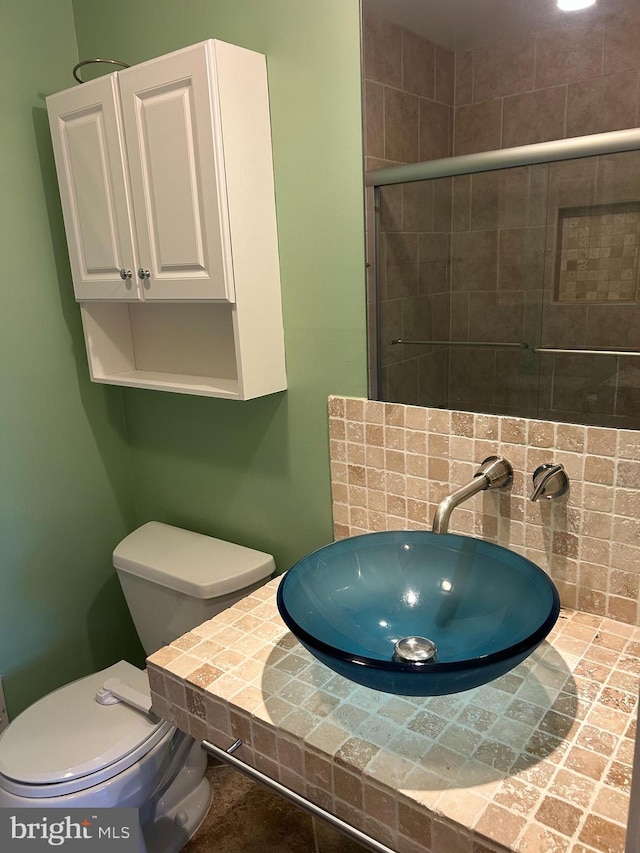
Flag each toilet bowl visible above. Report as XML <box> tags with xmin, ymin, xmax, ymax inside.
<box><xmin>0</xmin><ymin>523</ymin><xmax>275</xmax><ymax>853</ymax></box>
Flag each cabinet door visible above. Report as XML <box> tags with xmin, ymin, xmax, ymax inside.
<box><xmin>46</xmin><ymin>76</ymin><xmax>141</xmax><ymax>301</ymax></box>
<box><xmin>118</xmin><ymin>42</ymin><xmax>234</xmax><ymax>301</ymax></box>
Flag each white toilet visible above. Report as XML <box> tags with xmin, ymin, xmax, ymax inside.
<box><xmin>0</xmin><ymin>522</ymin><xmax>275</xmax><ymax>853</ymax></box>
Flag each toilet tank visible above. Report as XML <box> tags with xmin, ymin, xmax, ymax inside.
<box><xmin>113</xmin><ymin>522</ymin><xmax>275</xmax><ymax>654</ymax></box>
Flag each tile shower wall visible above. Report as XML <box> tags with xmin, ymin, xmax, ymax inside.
<box><xmin>453</xmin><ymin>5</ymin><xmax>640</xmax><ymax>155</ymax></box>
<box><xmin>362</xmin><ymin>10</ymin><xmax>455</xmax><ymax>405</ymax></box>
<box><xmin>329</xmin><ymin>396</ymin><xmax>640</xmax><ymax>627</ymax></box>
<box><xmin>362</xmin><ymin>11</ymin><xmax>454</xmax><ymax>172</ymax></box>
<box><xmin>447</xmin><ymin>152</ymin><xmax>640</xmax><ymax>427</ymax></box>
<box><xmin>365</xmin><ymin>4</ymin><xmax>640</xmax><ymax>427</ymax></box>
<box><xmin>538</xmin><ymin>154</ymin><xmax>640</xmax><ymax>427</ymax></box>
<box><xmin>448</xmin><ymin>0</ymin><xmax>640</xmax><ymax>425</ymax></box>
<box><xmin>434</xmin><ymin>161</ymin><xmax>546</xmax><ymax>419</ymax></box>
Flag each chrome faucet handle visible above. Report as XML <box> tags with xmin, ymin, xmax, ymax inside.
<box><xmin>530</xmin><ymin>463</ymin><xmax>569</xmax><ymax>501</ymax></box>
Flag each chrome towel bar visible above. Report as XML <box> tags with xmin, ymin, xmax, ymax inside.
<box><xmin>391</xmin><ymin>340</ymin><xmax>640</xmax><ymax>357</ymax></box>
<box><xmin>392</xmin><ymin>339</ymin><xmax>527</xmax><ymax>348</ymax></box>
<box><xmin>72</xmin><ymin>58</ymin><xmax>130</xmax><ymax>83</ymax></box>
<box><xmin>533</xmin><ymin>347</ymin><xmax>640</xmax><ymax>357</ymax></box>
<box><xmin>201</xmin><ymin>739</ymin><xmax>396</xmax><ymax>853</ymax></box>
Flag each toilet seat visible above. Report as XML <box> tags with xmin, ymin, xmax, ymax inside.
<box><xmin>0</xmin><ymin>661</ymin><xmax>172</xmax><ymax>798</ymax></box>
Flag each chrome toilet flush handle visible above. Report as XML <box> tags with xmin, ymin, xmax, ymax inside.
<box><xmin>530</xmin><ymin>463</ymin><xmax>569</xmax><ymax>501</ymax></box>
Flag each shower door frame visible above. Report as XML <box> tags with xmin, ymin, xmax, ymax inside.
<box><xmin>366</xmin><ymin>126</ymin><xmax>640</xmax><ymax>402</ymax></box>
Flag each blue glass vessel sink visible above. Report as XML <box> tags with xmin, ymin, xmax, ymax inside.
<box><xmin>276</xmin><ymin>531</ymin><xmax>560</xmax><ymax>696</ymax></box>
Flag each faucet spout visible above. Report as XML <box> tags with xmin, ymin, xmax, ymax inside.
<box><xmin>432</xmin><ymin>456</ymin><xmax>513</xmax><ymax>534</ymax></box>
<box><xmin>432</xmin><ymin>477</ymin><xmax>489</xmax><ymax>535</ymax></box>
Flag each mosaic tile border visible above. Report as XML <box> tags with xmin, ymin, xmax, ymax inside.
<box><xmin>328</xmin><ymin>397</ymin><xmax>640</xmax><ymax>627</ymax></box>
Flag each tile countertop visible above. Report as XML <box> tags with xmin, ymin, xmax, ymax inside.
<box><xmin>147</xmin><ymin>577</ymin><xmax>640</xmax><ymax>853</ymax></box>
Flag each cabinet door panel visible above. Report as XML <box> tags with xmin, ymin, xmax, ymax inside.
<box><xmin>46</xmin><ymin>76</ymin><xmax>140</xmax><ymax>301</ymax></box>
<box><xmin>119</xmin><ymin>43</ymin><xmax>234</xmax><ymax>301</ymax></box>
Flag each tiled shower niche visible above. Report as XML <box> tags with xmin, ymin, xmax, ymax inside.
<box><xmin>556</xmin><ymin>202</ymin><xmax>640</xmax><ymax>304</ymax></box>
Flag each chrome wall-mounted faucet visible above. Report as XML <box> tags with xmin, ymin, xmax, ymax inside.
<box><xmin>432</xmin><ymin>456</ymin><xmax>513</xmax><ymax>534</ymax></box>
<box><xmin>530</xmin><ymin>463</ymin><xmax>569</xmax><ymax>501</ymax></box>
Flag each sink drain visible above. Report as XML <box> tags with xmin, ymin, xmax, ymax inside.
<box><xmin>393</xmin><ymin>636</ymin><xmax>437</xmax><ymax>664</ymax></box>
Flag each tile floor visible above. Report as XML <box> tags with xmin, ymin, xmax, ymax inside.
<box><xmin>183</xmin><ymin>761</ymin><xmax>369</xmax><ymax>853</ymax></box>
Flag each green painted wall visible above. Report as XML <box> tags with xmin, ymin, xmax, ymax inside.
<box><xmin>0</xmin><ymin>0</ymin><xmax>365</xmax><ymax>717</ymax></box>
<box><xmin>71</xmin><ymin>1</ymin><xmax>367</xmax><ymax>572</ymax></box>
<box><xmin>0</xmin><ymin>0</ymin><xmax>143</xmax><ymax>717</ymax></box>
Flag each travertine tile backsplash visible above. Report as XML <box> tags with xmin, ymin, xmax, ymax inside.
<box><xmin>328</xmin><ymin>397</ymin><xmax>640</xmax><ymax>626</ymax></box>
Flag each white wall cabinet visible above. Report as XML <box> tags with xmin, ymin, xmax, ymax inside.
<box><xmin>46</xmin><ymin>40</ymin><xmax>286</xmax><ymax>399</ymax></box>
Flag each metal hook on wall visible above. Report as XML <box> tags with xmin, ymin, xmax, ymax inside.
<box><xmin>72</xmin><ymin>58</ymin><xmax>130</xmax><ymax>84</ymax></box>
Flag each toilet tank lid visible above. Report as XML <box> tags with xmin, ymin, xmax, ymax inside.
<box><xmin>113</xmin><ymin>522</ymin><xmax>275</xmax><ymax>598</ymax></box>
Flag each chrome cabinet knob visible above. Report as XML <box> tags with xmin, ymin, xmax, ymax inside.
<box><xmin>530</xmin><ymin>464</ymin><xmax>569</xmax><ymax>501</ymax></box>
<box><xmin>119</xmin><ymin>268</ymin><xmax>132</xmax><ymax>280</ymax></box>
<box><xmin>138</xmin><ymin>268</ymin><xmax>150</xmax><ymax>280</ymax></box>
